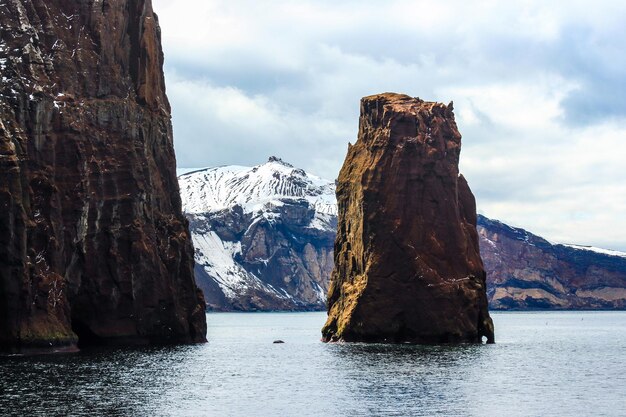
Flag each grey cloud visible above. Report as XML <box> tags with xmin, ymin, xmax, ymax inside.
<box><xmin>153</xmin><ymin>0</ymin><xmax>626</xmax><ymax>251</ymax></box>
<box><xmin>165</xmin><ymin>59</ymin><xmax>309</xmax><ymax>96</ymax></box>
<box><xmin>560</xmin><ymin>77</ymin><xmax>626</xmax><ymax>125</ymax></box>
<box><xmin>551</xmin><ymin>25</ymin><xmax>626</xmax><ymax>124</ymax></box>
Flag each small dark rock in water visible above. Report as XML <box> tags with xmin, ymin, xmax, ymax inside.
<box><xmin>273</xmin><ymin>340</ymin><xmax>285</xmax><ymax>344</ymax></box>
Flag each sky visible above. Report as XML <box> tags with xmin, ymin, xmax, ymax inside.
<box><xmin>153</xmin><ymin>0</ymin><xmax>626</xmax><ymax>251</ymax></box>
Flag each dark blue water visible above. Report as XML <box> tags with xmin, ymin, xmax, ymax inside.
<box><xmin>1</xmin><ymin>312</ymin><xmax>625</xmax><ymax>416</ymax></box>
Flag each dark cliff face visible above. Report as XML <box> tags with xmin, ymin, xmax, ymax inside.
<box><xmin>478</xmin><ymin>216</ymin><xmax>626</xmax><ymax>309</ymax></box>
<box><xmin>0</xmin><ymin>0</ymin><xmax>206</xmax><ymax>352</ymax></box>
<box><xmin>322</xmin><ymin>93</ymin><xmax>494</xmax><ymax>344</ymax></box>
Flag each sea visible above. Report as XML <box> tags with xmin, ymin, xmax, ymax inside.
<box><xmin>1</xmin><ymin>311</ymin><xmax>625</xmax><ymax>416</ymax></box>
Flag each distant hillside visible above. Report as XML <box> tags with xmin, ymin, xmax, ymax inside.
<box><xmin>179</xmin><ymin>158</ymin><xmax>626</xmax><ymax>311</ymax></box>
<box><xmin>478</xmin><ymin>215</ymin><xmax>626</xmax><ymax>309</ymax></box>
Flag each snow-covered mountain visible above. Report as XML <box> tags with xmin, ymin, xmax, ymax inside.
<box><xmin>180</xmin><ymin>156</ymin><xmax>336</xmax><ymax>216</ymax></box>
<box><xmin>179</xmin><ymin>157</ymin><xmax>337</xmax><ymax>311</ymax></box>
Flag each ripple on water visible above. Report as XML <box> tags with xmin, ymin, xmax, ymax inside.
<box><xmin>1</xmin><ymin>311</ymin><xmax>625</xmax><ymax>417</ymax></box>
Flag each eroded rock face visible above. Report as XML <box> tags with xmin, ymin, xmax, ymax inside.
<box><xmin>478</xmin><ymin>216</ymin><xmax>626</xmax><ymax>309</ymax></box>
<box><xmin>0</xmin><ymin>0</ymin><xmax>206</xmax><ymax>352</ymax></box>
<box><xmin>322</xmin><ymin>93</ymin><xmax>494</xmax><ymax>344</ymax></box>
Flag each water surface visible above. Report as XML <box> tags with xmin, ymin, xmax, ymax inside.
<box><xmin>1</xmin><ymin>312</ymin><xmax>625</xmax><ymax>416</ymax></box>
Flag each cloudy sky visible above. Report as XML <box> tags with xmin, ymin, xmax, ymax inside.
<box><xmin>153</xmin><ymin>0</ymin><xmax>626</xmax><ymax>251</ymax></box>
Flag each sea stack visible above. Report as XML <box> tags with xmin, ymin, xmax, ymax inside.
<box><xmin>0</xmin><ymin>0</ymin><xmax>206</xmax><ymax>352</ymax></box>
<box><xmin>322</xmin><ymin>93</ymin><xmax>494</xmax><ymax>344</ymax></box>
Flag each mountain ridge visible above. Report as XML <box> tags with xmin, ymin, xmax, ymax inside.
<box><xmin>478</xmin><ymin>215</ymin><xmax>626</xmax><ymax>309</ymax></box>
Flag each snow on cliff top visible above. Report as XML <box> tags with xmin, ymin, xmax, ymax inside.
<box><xmin>561</xmin><ymin>244</ymin><xmax>626</xmax><ymax>259</ymax></box>
<box><xmin>179</xmin><ymin>157</ymin><xmax>337</xmax><ymax>215</ymax></box>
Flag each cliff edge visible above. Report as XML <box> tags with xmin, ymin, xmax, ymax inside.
<box><xmin>0</xmin><ymin>0</ymin><xmax>206</xmax><ymax>352</ymax></box>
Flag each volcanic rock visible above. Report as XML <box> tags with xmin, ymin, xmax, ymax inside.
<box><xmin>0</xmin><ymin>0</ymin><xmax>206</xmax><ymax>352</ymax></box>
<box><xmin>322</xmin><ymin>93</ymin><xmax>494</xmax><ymax>344</ymax></box>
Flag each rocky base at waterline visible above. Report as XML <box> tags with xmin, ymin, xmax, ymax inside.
<box><xmin>179</xmin><ymin>158</ymin><xmax>336</xmax><ymax>311</ymax></box>
<box><xmin>322</xmin><ymin>93</ymin><xmax>494</xmax><ymax>344</ymax></box>
<box><xmin>0</xmin><ymin>0</ymin><xmax>206</xmax><ymax>352</ymax></box>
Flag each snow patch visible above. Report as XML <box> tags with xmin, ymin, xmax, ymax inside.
<box><xmin>313</xmin><ymin>281</ymin><xmax>327</xmax><ymax>303</ymax></box>
<box><xmin>192</xmin><ymin>230</ymin><xmax>290</xmax><ymax>301</ymax></box>
<box><xmin>561</xmin><ymin>244</ymin><xmax>626</xmax><ymax>259</ymax></box>
<box><xmin>179</xmin><ymin>158</ymin><xmax>337</xmax><ymax>216</ymax></box>
<box><xmin>193</xmin><ymin>231</ymin><xmax>246</xmax><ymax>298</ymax></box>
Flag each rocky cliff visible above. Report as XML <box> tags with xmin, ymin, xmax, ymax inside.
<box><xmin>322</xmin><ymin>93</ymin><xmax>494</xmax><ymax>343</ymax></box>
<box><xmin>179</xmin><ymin>158</ymin><xmax>336</xmax><ymax>311</ymax></box>
<box><xmin>0</xmin><ymin>0</ymin><xmax>206</xmax><ymax>352</ymax></box>
<box><xmin>478</xmin><ymin>216</ymin><xmax>626</xmax><ymax>309</ymax></box>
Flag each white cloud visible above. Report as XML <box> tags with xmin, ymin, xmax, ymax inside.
<box><xmin>154</xmin><ymin>0</ymin><xmax>626</xmax><ymax>251</ymax></box>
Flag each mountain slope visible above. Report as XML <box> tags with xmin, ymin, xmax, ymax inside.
<box><xmin>179</xmin><ymin>157</ymin><xmax>336</xmax><ymax>311</ymax></box>
<box><xmin>181</xmin><ymin>157</ymin><xmax>336</xmax><ymax>215</ymax></box>
<box><xmin>478</xmin><ymin>216</ymin><xmax>626</xmax><ymax>309</ymax></box>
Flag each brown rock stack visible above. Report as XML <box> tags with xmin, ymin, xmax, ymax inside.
<box><xmin>322</xmin><ymin>93</ymin><xmax>494</xmax><ymax>344</ymax></box>
<box><xmin>0</xmin><ymin>0</ymin><xmax>206</xmax><ymax>352</ymax></box>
